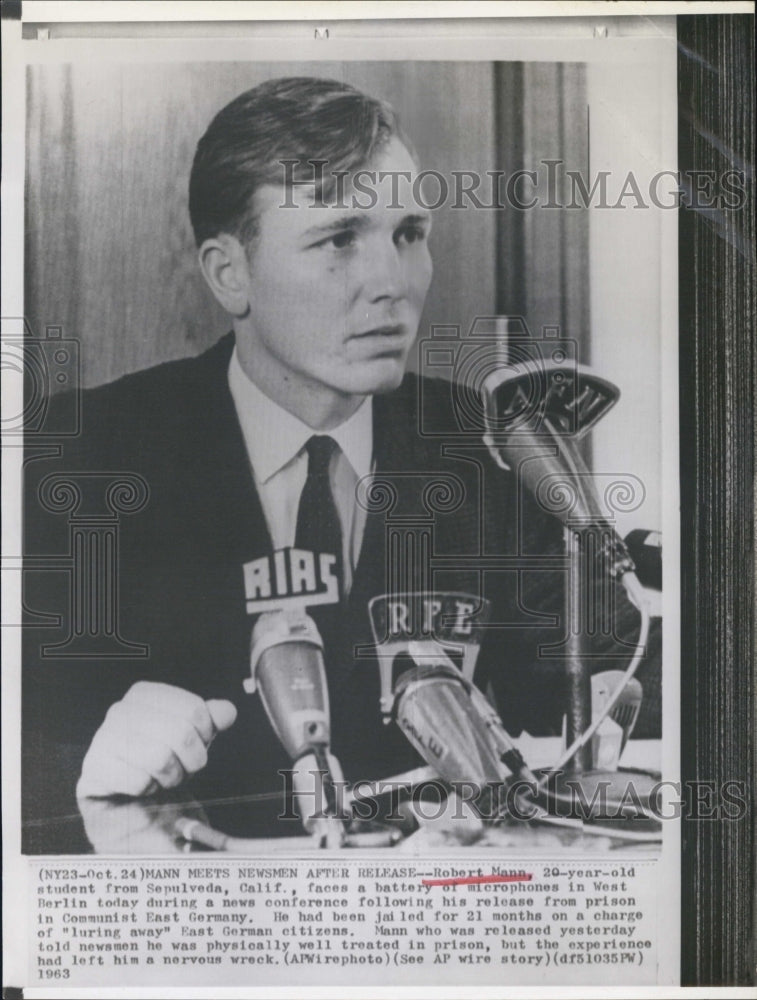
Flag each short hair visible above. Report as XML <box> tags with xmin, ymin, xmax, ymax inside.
<box><xmin>188</xmin><ymin>76</ymin><xmax>410</xmax><ymax>249</ymax></box>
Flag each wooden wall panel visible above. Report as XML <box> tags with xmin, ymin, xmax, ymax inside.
<box><xmin>520</xmin><ymin>62</ymin><xmax>590</xmax><ymax>351</ymax></box>
<box><xmin>493</xmin><ymin>62</ymin><xmax>589</xmax><ymax>352</ymax></box>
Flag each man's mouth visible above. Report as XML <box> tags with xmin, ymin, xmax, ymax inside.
<box><xmin>352</xmin><ymin>324</ymin><xmax>408</xmax><ymax>340</ymax></box>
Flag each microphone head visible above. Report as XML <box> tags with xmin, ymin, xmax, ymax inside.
<box><xmin>624</xmin><ymin>529</ymin><xmax>662</xmax><ymax>591</ymax></box>
<box><xmin>392</xmin><ymin>664</ymin><xmax>505</xmax><ymax>788</ymax></box>
<box><xmin>591</xmin><ymin>670</ymin><xmax>643</xmax><ymax>758</ymax></box>
<box><xmin>481</xmin><ymin>361</ymin><xmax>625</xmax><ymax>534</ymax></box>
<box><xmin>246</xmin><ymin>611</ymin><xmax>330</xmax><ymax>760</ymax></box>
<box><xmin>482</xmin><ymin>360</ymin><xmax>620</xmax><ymax>441</ymax></box>
<box><xmin>367</xmin><ymin>591</ymin><xmax>491</xmax><ymax>719</ymax></box>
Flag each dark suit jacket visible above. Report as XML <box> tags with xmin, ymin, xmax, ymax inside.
<box><xmin>22</xmin><ymin>333</ymin><xmax>641</xmax><ymax>848</ymax></box>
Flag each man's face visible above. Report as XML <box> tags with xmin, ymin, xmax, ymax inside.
<box><xmin>235</xmin><ymin>138</ymin><xmax>433</xmax><ymax>406</ymax></box>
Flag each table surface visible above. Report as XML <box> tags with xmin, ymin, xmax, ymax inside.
<box><xmin>24</xmin><ymin>740</ymin><xmax>663</xmax><ymax>856</ymax></box>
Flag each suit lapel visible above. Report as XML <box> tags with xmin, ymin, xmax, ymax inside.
<box><xmin>185</xmin><ymin>332</ymin><xmax>273</xmax><ymax>566</ymax></box>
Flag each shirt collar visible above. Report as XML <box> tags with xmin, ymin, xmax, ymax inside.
<box><xmin>228</xmin><ymin>347</ymin><xmax>373</xmax><ymax>484</ymax></box>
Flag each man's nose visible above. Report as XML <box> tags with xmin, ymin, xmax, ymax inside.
<box><xmin>365</xmin><ymin>240</ymin><xmax>407</xmax><ymax>302</ymax></box>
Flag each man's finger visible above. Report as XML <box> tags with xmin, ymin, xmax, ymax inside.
<box><xmin>87</xmin><ymin>726</ymin><xmax>187</xmax><ymax>790</ymax></box>
<box><xmin>119</xmin><ymin>705</ymin><xmax>210</xmax><ymax>775</ymax></box>
<box><xmin>125</xmin><ymin>681</ymin><xmax>216</xmax><ymax>743</ymax></box>
<box><xmin>77</xmin><ymin>754</ymin><xmax>158</xmax><ymax>799</ymax></box>
<box><xmin>206</xmin><ymin>699</ymin><xmax>237</xmax><ymax>734</ymax></box>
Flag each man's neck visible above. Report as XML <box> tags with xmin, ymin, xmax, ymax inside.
<box><xmin>235</xmin><ymin>338</ymin><xmax>366</xmax><ymax>431</ymax></box>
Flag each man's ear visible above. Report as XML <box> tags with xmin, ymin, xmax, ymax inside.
<box><xmin>197</xmin><ymin>234</ymin><xmax>252</xmax><ymax>318</ymax></box>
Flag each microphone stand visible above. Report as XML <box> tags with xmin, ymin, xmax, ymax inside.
<box><xmin>544</xmin><ymin>512</ymin><xmax>658</xmax><ymax>826</ymax></box>
<box><xmin>564</xmin><ymin>522</ymin><xmax>593</xmax><ymax>774</ymax></box>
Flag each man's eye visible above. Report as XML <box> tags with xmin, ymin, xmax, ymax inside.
<box><xmin>323</xmin><ymin>230</ymin><xmax>357</xmax><ymax>250</ymax></box>
<box><xmin>395</xmin><ymin>224</ymin><xmax>427</xmax><ymax>246</ymax></box>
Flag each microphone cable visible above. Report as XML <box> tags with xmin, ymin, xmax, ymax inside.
<box><xmin>537</xmin><ymin>570</ymin><xmax>651</xmax><ymax>787</ymax></box>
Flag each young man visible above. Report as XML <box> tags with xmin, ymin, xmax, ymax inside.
<box><xmin>22</xmin><ymin>78</ymin><xmax>633</xmax><ymax>848</ymax></box>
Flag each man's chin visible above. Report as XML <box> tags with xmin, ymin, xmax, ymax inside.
<box><xmin>340</xmin><ymin>357</ymin><xmax>408</xmax><ymax>396</ymax></box>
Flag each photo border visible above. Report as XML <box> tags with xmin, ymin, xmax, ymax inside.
<box><xmin>678</xmin><ymin>13</ymin><xmax>755</xmax><ymax>987</ymax></box>
<box><xmin>1</xmin><ymin>2</ymin><xmax>754</xmax><ymax>994</ymax></box>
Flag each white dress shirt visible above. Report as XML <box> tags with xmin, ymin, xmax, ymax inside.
<box><xmin>228</xmin><ymin>347</ymin><xmax>373</xmax><ymax>593</ymax></box>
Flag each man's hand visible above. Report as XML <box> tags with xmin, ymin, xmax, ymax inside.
<box><xmin>78</xmin><ymin>795</ymin><xmax>209</xmax><ymax>854</ymax></box>
<box><xmin>76</xmin><ymin>681</ymin><xmax>237</xmax><ymax>799</ymax></box>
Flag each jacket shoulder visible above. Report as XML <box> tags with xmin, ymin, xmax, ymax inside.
<box><xmin>42</xmin><ymin>335</ymin><xmax>233</xmax><ymax>463</ymax></box>
<box><xmin>87</xmin><ymin>336</ymin><xmax>230</xmax><ymax>417</ymax></box>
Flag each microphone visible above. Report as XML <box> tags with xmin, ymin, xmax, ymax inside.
<box><xmin>367</xmin><ymin>591</ymin><xmax>540</xmax><ymax>820</ymax></box>
<box><xmin>392</xmin><ymin>641</ymin><xmax>539</xmax><ymax>822</ymax></box>
<box><xmin>591</xmin><ymin>670</ymin><xmax>643</xmax><ymax>761</ymax></box>
<box><xmin>624</xmin><ymin>529</ymin><xmax>662</xmax><ymax>591</ymax></box>
<box><xmin>481</xmin><ymin>359</ymin><xmax>637</xmax><ymax>581</ymax></box>
<box><xmin>481</xmin><ymin>357</ymin><xmax>658</xmax><ymax>818</ymax></box>
<box><xmin>393</xmin><ymin>663</ymin><xmax>505</xmax><ymax>787</ymax></box>
<box><xmin>244</xmin><ymin>610</ymin><xmax>346</xmax><ymax>846</ymax></box>
<box><xmin>367</xmin><ymin>591</ymin><xmax>492</xmax><ymax>720</ymax></box>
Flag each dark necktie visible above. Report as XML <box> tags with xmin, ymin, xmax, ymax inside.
<box><xmin>295</xmin><ymin>435</ymin><xmax>343</xmax><ymax>595</ymax></box>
